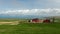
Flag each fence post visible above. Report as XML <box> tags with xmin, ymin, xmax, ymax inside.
<box><xmin>52</xmin><ymin>17</ymin><xmax>55</xmax><ymax>23</ymax></box>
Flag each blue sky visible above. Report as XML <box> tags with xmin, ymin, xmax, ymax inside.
<box><xmin>0</xmin><ymin>0</ymin><xmax>60</xmax><ymax>9</ymax></box>
<box><xmin>0</xmin><ymin>0</ymin><xmax>60</xmax><ymax>18</ymax></box>
<box><xmin>0</xmin><ymin>0</ymin><xmax>35</xmax><ymax>9</ymax></box>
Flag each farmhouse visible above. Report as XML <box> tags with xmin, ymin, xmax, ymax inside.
<box><xmin>28</xmin><ymin>18</ymin><xmax>43</xmax><ymax>23</ymax></box>
<box><xmin>31</xmin><ymin>18</ymin><xmax>39</xmax><ymax>22</ymax></box>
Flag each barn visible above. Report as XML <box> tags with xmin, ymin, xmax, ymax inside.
<box><xmin>43</xmin><ymin>19</ymin><xmax>50</xmax><ymax>23</ymax></box>
<box><xmin>43</xmin><ymin>17</ymin><xmax>55</xmax><ymax>23</ymax></box>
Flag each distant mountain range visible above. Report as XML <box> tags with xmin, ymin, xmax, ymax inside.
<box><xmin>0</xmin><ymin>15</ymin><xmax>48</xmax><ymax>19</ymax></box>
<box><xmin>0</xmin><ymin>14</ymin><xmax>60</xmax><ymax>19</ymax></box>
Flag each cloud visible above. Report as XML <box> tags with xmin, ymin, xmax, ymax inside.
<box><xmin>0</xmin><ymin>8</ymin><xmax>60</xmax><ymax>17</ymax></box>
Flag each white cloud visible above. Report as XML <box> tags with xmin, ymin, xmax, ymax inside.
<box><xmin>0</xmin><ymin>8</ymin><xmax>60</xmax><ymax>16</ymax></box>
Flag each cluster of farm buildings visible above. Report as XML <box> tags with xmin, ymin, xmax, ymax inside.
<box><xmin>28</xmin><ymin>17</ymin><xmax>55</xmax><ymax>23</ymax></box>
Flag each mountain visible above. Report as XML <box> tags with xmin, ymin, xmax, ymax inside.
<box><xmin>0</xmin><ymin>14</ymin><xmax>47</xmax><ymax>19</ymax></box>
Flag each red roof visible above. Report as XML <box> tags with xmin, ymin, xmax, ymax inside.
<box><xmin>32</xmin><ymin>18</ymin><xmax>39</xmax><ymax>22</ymax></box>
<box><xmin>43</xmin><ymin>19</ymin><xmax>50</xmax><ymax>23</ymax></box>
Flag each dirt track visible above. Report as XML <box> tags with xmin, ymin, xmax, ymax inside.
<box><xmin>0</xmin><ymin>21</ymin><xmax>19</xmax><ymax>25</ymax></box>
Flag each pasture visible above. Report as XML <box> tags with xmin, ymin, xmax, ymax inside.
<box><xmin>0</xmin><ymin>18</ymin><xmax>59</xmax><ymax>34</ymax></box>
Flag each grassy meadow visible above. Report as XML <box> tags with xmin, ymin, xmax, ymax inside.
<box><xmin>0</xmin><ymin>18</ymin><xmax>59</xmax><ymax>34</ymax></box>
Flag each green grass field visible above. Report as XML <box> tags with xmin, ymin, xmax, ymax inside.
<box><xmin>0</xmin><ymin>19</ymin><xmax>59</xmax><ymax>34</ymax></box>
<box><xmin>0</xmin><ymin>23</ymin><xmax>59</xmax><ymax>34</ymax></box>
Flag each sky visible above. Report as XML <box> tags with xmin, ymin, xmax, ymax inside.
<box><xmin>0</xmin><ymin>0</ymin><xmax>60</xmax><ymax>18</ymax></box>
